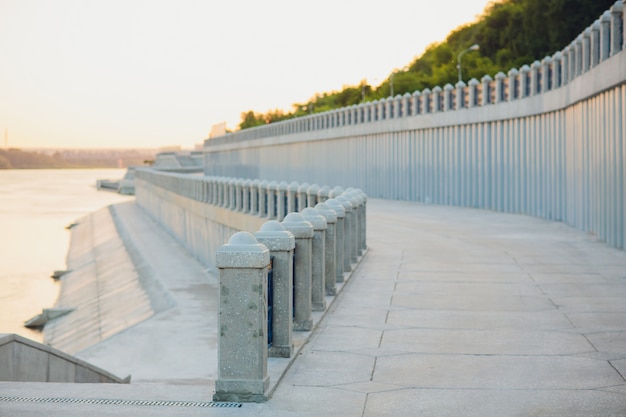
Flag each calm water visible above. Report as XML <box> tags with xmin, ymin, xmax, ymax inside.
<box><xmin>0</xmin><ymin>169</ymin><xmax>133</xmax><ymax>342</ymax></box>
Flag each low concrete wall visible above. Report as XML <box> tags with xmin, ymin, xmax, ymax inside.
<box><xmin>0</xmin><ymin>334</ymin><xmax>129</xmax><ymax>383</ymax></box>
<box><xmin>134</xmin><ymin>170</ymin><xmax>366</xmax><ymax>271</ymax></box>
<box><xmin>135</xmin><ymin>176</ymin><xmax>267</xmax><ymax>269</ymax></box>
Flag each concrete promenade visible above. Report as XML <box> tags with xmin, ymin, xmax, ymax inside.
<box><xmin>2</xmin><ymin>199</ymin><xmax>626</xmax><ymax>416</ymax></box>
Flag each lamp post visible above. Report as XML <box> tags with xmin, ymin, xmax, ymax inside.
<box><xmin>457</xmin><ymin>44</ymin><xmax>479</xmax><ymax>83</ymax></box>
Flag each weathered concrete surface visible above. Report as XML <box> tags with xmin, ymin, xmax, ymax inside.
<box><xmin>0</xmin><ymin>334</ymin><xmax>128</xmax><ymax>383</ymax></box>
<box><xmin>65</xmin><ymin>202</ymin><xmax>218</xmax><ymax>383</ymax></box>
<box><xmin>3</xmin><ymin>198</ymin><xmax>626</xmax><ymax>416</ymax></box>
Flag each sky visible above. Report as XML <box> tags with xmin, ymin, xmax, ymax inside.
<box><xmin>0</xmin><ymin>0</ymin><xmax>494</xmax><ymax>150</ymax></box>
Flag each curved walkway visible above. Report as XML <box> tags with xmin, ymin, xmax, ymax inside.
<box><xmin>2</xmin><ymin>199</ymin><xmax>626</xmax><ymax>416</ymax></box>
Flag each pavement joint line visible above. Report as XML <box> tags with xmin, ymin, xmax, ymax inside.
<box><xmin>0</xmin><ymin>396</ymin><xmax>243</xmax><ymax>408</ymax></box>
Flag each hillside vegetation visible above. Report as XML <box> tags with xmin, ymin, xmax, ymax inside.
<box><xmin>239</xmin><ymin>0</ymin><xmax>616</xmax><ymax>130</ymax></box>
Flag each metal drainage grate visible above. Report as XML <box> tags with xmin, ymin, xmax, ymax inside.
<box><xmin>0</xmin><ymin>396</ymin><xmax>242</xmax><ymax>408</ymax></box>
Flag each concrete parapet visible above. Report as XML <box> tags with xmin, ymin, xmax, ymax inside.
<box><xmin>254</xmin><ymin>221</ymin><xmax>295</xmax><ymax>358</ymax></box>
<box><xmin>307</xmin><ymin>184</ymin><xmax>320</xmax><ymax>208</ymax></box>
<box><xmin>325</xmin><ymin>198</ymin><xmax>346</xmax><ymax>283</ymax></box>
<box><xmin>301</xmin><ymin>207</ymin><xmax>327</xmax><ymax>311</ymax></box>
<box><xmin>297</xmin><ymin>182</ymin><xmax>310</xmax><ymax>212</ymax></box>
<box><xmin>287</xmin><ymin>182</ymin><xmax>299</xmax><ymax>213</ymax></box>
<box><xmin>334</xmin><ymin>196</ymin><xmax>353</xmax><ymax>272</ymax></box>
<box><xmin>314</xmin><ymin>202</ymin><xmax>338</xmax><ymax>296</ymax></box>
<box><xmin>214</xmin><ymin>232</ymin><xmax>270</xmax><ymax>403</ymax></box>
<box><xmin>281</xmin><ymin>213</ymin><xmax>314</xmax><ymax>331</ymax></box>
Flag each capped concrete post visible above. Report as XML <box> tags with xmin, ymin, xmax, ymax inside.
<box><xmin>341</xmin><ymin>189</ymin><xmax>363</xmax><ymax>262</ymax></box>
<box><xmin>281</xmin><ymin>213</ymin><xmax>314</xmax><ymax>331</ymax></box>
<box><xmin>307</xmin><ymin>184</ymin><xmax>320</xmax><ymax>208</ymax></box>
<box><xmin>250</xmin><ymin>179</ymin><xmax>260</xmax><ymax>215</ymax></box>
<box><xmin>202</xmin><ymin>176</ymin><xmax>211</xmax><ymax>203</ymax></box>
<box><xmin>301</xmin><ymin>207</ymin><xmax>327</xmax><ymax>311</ymax></box>
<box><xmin>346</xmin><ymin>189</ymin><xmax>366</xmax><ymax>256</ymax></box>
<box><xmin>338</xmin><ymin>194</ymin><xmax>359</xmax><ymax>263</ymax></box>
<box><xmin>217</xmin><ymin>177</ymin><xmax>226</xmax><ymax>207</ymax></box>
<box><xmin>242</xmin><ymin>179</ymin><xmax>252</xmax><ymax>213</ymax></box>
<box><xmin>235</xmin><ymin>178</ymin><xmax>244</xmax><ymax>212</ymax></box>
<box><xmin>255</xmin><ymin>221</ymin><xmax>295</xmax><ymax>358</ymax></box>
<box><xmin>329</xmin><ymin>185</ymin><xmax>344</xmax><ymax>198</ymax></box>
<box><xmin>213</xmin><ymin>232</ymin><xmax>270</xmax><ymax>403</ymax></box>
<box><xmin>317</xmin><ymin>185</ymin><xmax>331</xmax><ymax>203</ymax></box>
<box><xmin>228</xmin><ymin>178</ymin><xmax>237</xmax><ymax>210</ymax></box>
<box><xmin>258</xmin><ymin>180</ymin><xmax>269</xmax><ymax>217</ymax></box>
<box><xmin>297</xmin><ymin>182</ymin><xmax>310</xmax><ymax>210</ymax></box>
<box><xmin>209</xmin><ymin>177</ymin><xmax>218</xmax><ymax>205</ymax></box>
<box><xmin>334</xmin><ymin>196</ymin><xmax>353</xmax><ymax>272</ymax></box>
<box><xmin>267</xmin><ymin>181</ymin><xmax>278</xmax><ymax>219</ymax></box>
<box><xmin>287</xmin><ymin>182</ymin><xmax>299</xmax><ymax>213</ymax></box>
<box><xmin>325</xmin><ymin>198</ymin><xmax>346</xmax><ymax>283</ymax></box>
<box><xmin>277</xmin><ymin>181</ymin><xmax>288</xmax><ymax>221</ymax></box>
<box><xmin>507</xmin><ymin>69</ymin><xmax>519</xmax><ymax>99</ymax></box>
<box><xmin>355</xmin><ymin>189</ymin><xmax>368</xmax><ymax>254</ymax></box>
<box><xmin>314</xmin><ymin>202</ymin><xmax>338</xmax><ymax>296</ymax></box>
<box><xmin>422</xmin><ymin>88</ymin><xmax>432</xmax><ymax>113</ymax></box>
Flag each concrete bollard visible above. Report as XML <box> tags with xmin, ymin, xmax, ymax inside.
<box><xmin>277</xmin><ymin>181</ymin><xmax>288</xmax><ymax>221</ymax></box>
<box><xmin>213</xmin><ymin>232</ymin><xmax>270</xmax><ymax>403</ymax></box>
<box><xmin>297</xmin><ymin>182</ymin><xmax>310</xmax><ymax>211</ymax></box>
<box><xmin>339</xmin><ymin>193</ymin><xmax>360</xmax><ymax>263</ymax></box>
<box><xmin>307</xmin><ymin>184</ymin><xmax>320</xmax><ymax>207</ymax></box>
<box><xmin>317</xmin><ymin>185</ymin><xmax>331</xmax><ymax>203</ymax></box>
<box><xmin>334</xmin><ymin>196</ymin><xmax>353</xmax><ymax>272</ymax></box>
<box><xmin>287</xmin><ymin>182</ymin><xmax>299</xmax><ymax>213</ymax></box>
<box><xmin>301</xmin><ymin>207</ymin><xmax>327</xmax><ymax>311</ymax></box>
<box><xmin>329</xmin><ymin>185</ymin><xmax>344</xmax><ymax>198</ymax></box>
<box><xmin>217</xmin><ymin>177</ymin><xmax>225</xmax><ymax>207</ymax></box>
<box><xmin>255</xmin><ymin>221</ymin><xmax>295</xmax><ymax>358</ymax></box>
<box><xmin>325</xmin><ymin>198</ymin><xmax>346</xmax><ymax>283</ymax></box>
<box><xmin>209</xmin><ymin>177</ymin><xmax>218</xmax><ymax>205</ymax></box>
<box><xmin>203</xmin><ymin>176</ymin><xmax>211</xmax><ymax>203</ymax></box>
<box><xmin>250</xmin><ymin>179</ymin><xmax>260</xmax><ymax>215</ymax></box>
<box><xmin>314</xmin><ymin>202</ymin><xmax>338</xmax><ymax>296</ymax></box>
<box><xmin>267</xmin><ymin>181</ymin><xmax>278</xmax><ymax>219</ymax></box>
<box><xmin>242</xmin><ymin>179</ymin><xmax>251</xmax><ymax>213</ymax></box>
<box><xmin>281</xmin><ymin>213</ymin><xmax>314</xmax><ymax>331</ymax></box>
<box><xmin>258</xmin><ymin>180</ymin><xmax>269</xmax><ymax>217</ymax></box>
<box><xmin>228</xmin><ymin>178</ymin><xmax>237</xmax><ymax>210</ymax></box>
<box><xmin>350</xmin><ymin>189</ymin><xmax>367</xmax><ymax>254</ymax></box>
<box><xmin>235</xmin><ymin>178</ymin><xmax>244</xmax><ymax>212</ymax></box>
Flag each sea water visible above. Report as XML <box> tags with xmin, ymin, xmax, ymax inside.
<box><xmin>0</xmin><ymin>169</ymin><xmax>133</xmax><ymax>342</ymax></box>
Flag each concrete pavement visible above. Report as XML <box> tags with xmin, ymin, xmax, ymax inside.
<box><xmin>2</xmin><ymin>199</ymin><xmax>626</xmax><ymax>416</ymax></box>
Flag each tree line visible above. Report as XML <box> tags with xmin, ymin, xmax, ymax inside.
<box><xmin>239</xmin><ymin>0</ymin><xmax>616</xmax><ymax>130</ymax></box>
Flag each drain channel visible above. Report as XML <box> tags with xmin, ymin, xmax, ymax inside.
<box><xmin>0</xmin><ymin>396</ymin><xmax>242</xmax><ymax>408</ymax></box>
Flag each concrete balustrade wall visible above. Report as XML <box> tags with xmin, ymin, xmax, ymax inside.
<box><xmin>134</xmin><ymin>169</ymin><xmax>366</xmax><ymax>270</ymax></box>
<box><xmin>204</xmin><ymin>1</ymin><xmax>626</xmax><ymax>251</ymax></box>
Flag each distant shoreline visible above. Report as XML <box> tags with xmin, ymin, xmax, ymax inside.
<box><xmin>0</xmin><ymin>148</ymin><xmax>156</xmax><ymax>170</ymax></box>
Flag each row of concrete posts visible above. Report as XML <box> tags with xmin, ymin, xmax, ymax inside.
<box><xmin>212</xmin><ymin>188</ymin><xmax>367</xmax><ymax>403</ymax></box>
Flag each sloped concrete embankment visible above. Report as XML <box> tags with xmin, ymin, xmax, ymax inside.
<box><xmin>43</xmin><ymin>206</ymin><xmax>172</xmax><ymax>355</ymax></box>
<box><xmin>42</xmin><ymin>202</ymin><xmax>219</xmax><ymax>383</ymax></box>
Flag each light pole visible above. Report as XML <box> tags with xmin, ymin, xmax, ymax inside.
<box><xmin>457</xmin><ymin>44</ymin><xmax>479</xmax><ymax>83</ymax></box>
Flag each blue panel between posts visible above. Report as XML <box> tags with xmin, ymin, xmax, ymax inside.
<box><xmin>267</xmin><ymin>256</ymin><xmax>274</xmax><ymax>347</ymax></box>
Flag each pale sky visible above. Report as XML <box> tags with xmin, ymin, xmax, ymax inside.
<box><xmin>0</xmin><ymin>0</ymin><xmax>494</xmax><ymax>149</ymax></box>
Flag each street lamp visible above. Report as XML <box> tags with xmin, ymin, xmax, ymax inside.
<box><xmin>457</xmin><ymin>44</ymin><xmax>479</xmax><ymax>83</ymax></box>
